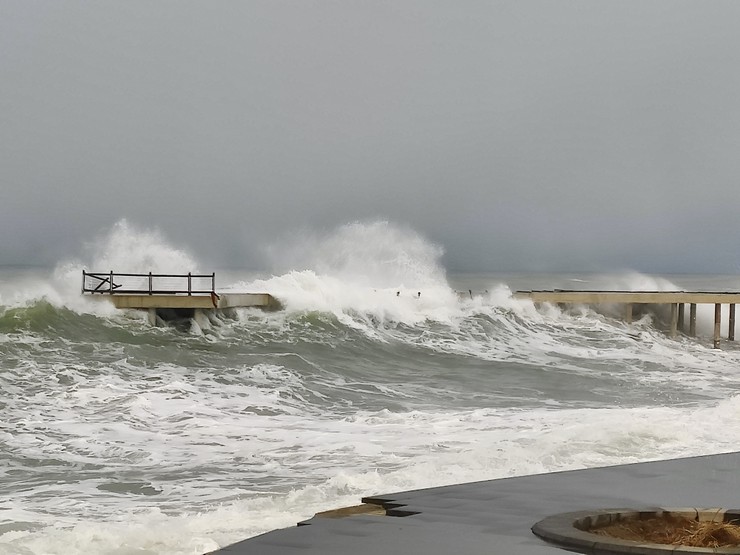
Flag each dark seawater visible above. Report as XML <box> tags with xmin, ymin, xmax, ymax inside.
<box><xmin>3</xmin><ymin>225</ymin><xmax>740</xmax><ymax>554</ymax></box>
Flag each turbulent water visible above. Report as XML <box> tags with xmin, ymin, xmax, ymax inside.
<box><xmin>3</xmin><ymin>221</ymin><xmax>740</xmax><ymax>555</ymax></box>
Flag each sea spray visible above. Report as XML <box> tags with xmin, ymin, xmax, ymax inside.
<box><xmin>263</xmin><ymin>221</ymin><xmax>447</xmax><ymax>289</ymax></box>
<box><xmin>85</xmin><ymin>219</ymin><xmax>199</xmax><ymax>275</ymax></box>
<box><xmin>0</xmin><ymin>220</ymin><xmax>202</xmax><ymax>316</ymax></box>
<box><xmin>230</xmin><ymin>221</ymin><xmax>460</xmax><ymax>328</ymax></box>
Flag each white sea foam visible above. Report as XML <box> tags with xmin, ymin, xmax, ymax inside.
<box><xmin>6</xmin><ymin>395</ymin><xmax>740</xmax><ymax>554</ymax></box>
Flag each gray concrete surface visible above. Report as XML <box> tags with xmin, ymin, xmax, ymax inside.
<box><xmin>212</xmin><ymin>451</ymin><xmax>740</xmax><ymax>554</ymax></box>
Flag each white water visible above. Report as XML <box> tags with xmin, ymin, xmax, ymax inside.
<box><xmin>6</xmin><ymin>391</ymin><xmax>740</xmax><ymax>554</ymax></box>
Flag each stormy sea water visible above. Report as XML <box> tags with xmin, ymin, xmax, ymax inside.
<box><xmin>3</xmin><ymin>221</ymin><xmax>740</xmax><ymax>555</ymax></box>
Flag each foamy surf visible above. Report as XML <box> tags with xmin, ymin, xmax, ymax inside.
<box><xmin>5</xmin><ymin>397</ymin><xmax>740</xmax><ymax>554</ymax></box>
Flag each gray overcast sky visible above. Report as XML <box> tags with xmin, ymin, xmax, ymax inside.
<box><xmin>3</xmin><ymin>1</ymin><xmax>740</xmax><ymax>273</ymax></box>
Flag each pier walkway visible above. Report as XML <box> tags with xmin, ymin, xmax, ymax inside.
<box><xmin>515</xmin><ymin>289</ymin><xmax>740</xmax><ymax>348</ymax></box>
<box><xmin>82</xmin><ymin>271</ymin><xmax>278</xmax><ymax>325</ymax></box>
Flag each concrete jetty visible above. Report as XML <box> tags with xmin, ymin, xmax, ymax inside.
<box><xmin>515</xmin><ymin>289</ymin><xmax>740</xmax><ymax>348</ymax></box>
<box><xmin>82</xmin><ymin>271</ymin><xmax>279</xmax><ymax>325</ymax></box>
<box><xmin>212</xmin><ymin>451</ymin><xmax>740</xmax><ymax>554</ymax></box>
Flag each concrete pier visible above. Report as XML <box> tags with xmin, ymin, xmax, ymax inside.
<box><xmin>515</xmin><ymin>290</ymin><xmax>740</xmax><ymax>349</ymax></box>
<box><xmin>213</xmin><ymin>451</ymin><xmax>740</xmax><ymax>554</ymax></box>
<box><xmin>81</xmin><ymin>271</ymin><xmax>279</xmax><ymax>325</ymax></box>
<box><xmin>105</xmin><ymin>292</ymin><xmax>275</xmax><ymax>310</ymax></box>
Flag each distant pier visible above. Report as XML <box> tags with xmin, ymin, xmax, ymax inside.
<box><xmin>515</xmin><ymin>289</ymin><xmax>740</xmax><ymax>348</ymax></box>
<box><xmin>82</xmin><ymin>271</ymin><xmax>278</xmax><ymax>326</ymax></box>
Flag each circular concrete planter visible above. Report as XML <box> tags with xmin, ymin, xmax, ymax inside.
<box><xmin>532</xmin><ymin>508</ymin><xmax>740</xmax><ymax>554</ymax></box>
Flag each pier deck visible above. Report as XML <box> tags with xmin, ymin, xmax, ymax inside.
<box><xmin>515</xmin><ymin>289</ymin><xmax>739</xmax><ymax>348</ymax></box>
<box><xmin>105</xmin><ymin>292</ymin><xmax>274</xmax><ymax>310</ymax></box>
<box><xmin>514</xmin><ymin>289</ymin><xmax>740</xmax><ymax>304</ymax></box>
<box><xmin>81</xmin><ymin>271</ymin><xmax>278</xmax><ymax>325</ymax></box>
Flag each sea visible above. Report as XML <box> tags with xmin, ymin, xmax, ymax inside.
<box><xmin>3</xmin><ymin>221</ymin><xmax>740</xmax><ymax>555</ymax></box>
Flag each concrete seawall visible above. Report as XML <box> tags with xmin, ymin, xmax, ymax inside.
<box><xmin>213</xmin><ymin>451</ymin><xmax>740</xmax><ymax>554</ymax></box>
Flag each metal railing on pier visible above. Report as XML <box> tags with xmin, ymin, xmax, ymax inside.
<box><xmin>82</xmin><ymin>271</ymin><xmax>216</xmax><ymax>296</ymax></box>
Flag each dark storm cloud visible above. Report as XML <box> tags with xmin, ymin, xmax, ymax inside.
<box><xmin>2</xmin><ymin>1</ymin><xmax>740</xmax><ymax>272</ymax></box>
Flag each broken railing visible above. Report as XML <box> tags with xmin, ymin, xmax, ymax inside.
<box><xmin>82</xmin><ymin>271</ymin><xmax>216</xmax><ymax>295</ymax></box>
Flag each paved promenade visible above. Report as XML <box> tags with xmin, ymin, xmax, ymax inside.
<box><xmin>214</xmin><ymin>451</ymin><xmax>740</xmax><ymax>554</ymax></box>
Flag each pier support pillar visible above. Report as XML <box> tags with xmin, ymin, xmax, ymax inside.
<box><xmin>669</xmin><ymin>303</ymin><xmax>678</xmax><ymax>338</ymax></box>
<box><xmin>689</xmin><ymin>304</ymin><xmax>697</xmax><ymax>337</ymax></box>
<box><xmin>148</xmin><ymin>308</ymin><xmax>157</xmax><ymax>327</ymax></box>
<box><xmin>730</xmin><ymin>304</ymin><xmax>736</xmax><ymax>341</ymax></box>
<box><xmin>677</xmin><ymin>303</ymin><xmax>685</xmax><ymax>333</ymax></box>
<box><xmin>714</xmin><ymin>303</ymin><xmax>722</xmax><ymax>349</ymax></box>
<box><xmin>193</xmin><ymin>309</ymin><xmax>212</xmax><ymax>332</ymax></box>
<box><xmin>624</xmin><ymin>303</ymin><xmax>633</xmax><ymax>324</ymax></box>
